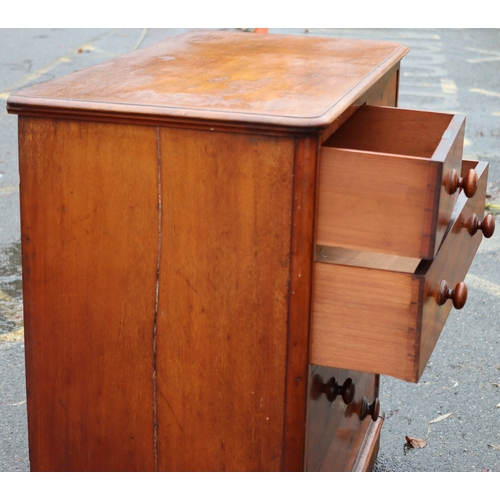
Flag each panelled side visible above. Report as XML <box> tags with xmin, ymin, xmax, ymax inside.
<box><xmin>19</xmin><ymin>117</ymin><xmax>159</xmax><ymax>471</ymax></box>
<box><xmin>155</xmin><ymin>128</ymin><xmax>296</xmax><ymax>471</ymax></box>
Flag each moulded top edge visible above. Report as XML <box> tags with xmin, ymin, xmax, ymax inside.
<box><xmin>7</xmin><ymin>30</ymin><xmax>409</xmax><ymax>129</ymax></box>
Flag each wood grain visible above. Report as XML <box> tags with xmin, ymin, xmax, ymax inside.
<box><xmin>19</xmin><ymin>117</ymin><xmax>159</xmax><ymax>471</ymax></box>
<box><xmin>311</xmin><ymin>161</ymin><xmax>489</xmax><ymax>382</ymax></box>
<box><xmin>305</xmin><ymin>71</ymin><xmax>396</xmax><ymax>471</ymax></box>
<box><xmin>317</xmin><ymin>106</ymin><xmax>465</xmax><ymax>259</ymax></box>
<box><xmin>155</xmin><ymin>128</ymin><xmax>295</xmax><ymax>471</ymax></box>
<box><xmin>317</xmin><ymin>66</ymin><xmax>400</xmax><ymax>144</ymax></box>
<box><xmin>7</xmin><ymin>31</ymin><xmax>409</xmax><ymax>131</ymax></box>
<box><xmin>305</xmin><ymin>366</ymin><xmax>378</xmax><ymax>471</ymax></box>
<box><xmin>282</xmin><ymin>137</ymin><xmax>318</xmax><ymax>471</ymax></box>
<box><xmin>12</xmin><ymin>32</ymin><xmax>419</xmax><ymax>472</ymax></box>
<box><xmin>324</xmin><ymin>106</ymin><xmax>456</xmax><ymax>157</ymax></box>
<box><xmin>316</xmin><ymin>246</ymin><xmax>420</xmax><ymax>273</ymax></box>
<box><xmin>417</xmin><ymin>161</ymin><xmax>489</xmax><ymax>377</ymax></box>
<box><xmin>312</xmin><ymin>262</ymin><xmax>421</xmax><ymax>381</ymax></box>
<box><xmin>350</xmin><ymin>413</ymin><xmax>384</xmax><ymax>472</ymax></box>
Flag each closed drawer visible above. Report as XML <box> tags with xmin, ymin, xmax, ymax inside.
<box><xmin>311</xmin><ymin>161</ymin><xmax>492</xmax><ymax>382</ymax></box>
<box><xmin>306</xmin><ymin>366</ymin><xmax>380</xmax><ymax>471</ymax></box>
<box><xmin>317</xmin><ymin>105</ymin><xmax>478</xmax><ymax>259</ymax></box>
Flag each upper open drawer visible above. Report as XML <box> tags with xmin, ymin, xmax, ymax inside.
<box><xmin>316</xmin><ymin>105</ymin><xmax>477</xmax><ymax>259</ymax></box>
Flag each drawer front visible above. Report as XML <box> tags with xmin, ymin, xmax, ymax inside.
<box><xmin>317</xmin><ymin>105</ymin><xmax>472</xmax><ymax>259</ymax></box>
<box><xmin>306</xmin><ymin>366</ymin><xmax>381</xmax><ymax>471</ymax></box>
<box><xmin>311</xmin><ymin>161</ymin><xmax>491</xmax><ymax>382</ymax></box>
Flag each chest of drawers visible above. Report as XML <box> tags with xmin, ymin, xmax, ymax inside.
<box><xmin>7</xmin><ymin>30</ymin><xmax>493</xmax><ymax>471</ymax></box>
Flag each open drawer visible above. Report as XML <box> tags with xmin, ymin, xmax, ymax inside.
<box><xmin>311</xmin><ymin>161</ymin><xmax>494</xmax><ymax>382</ymax></box>
<box><xmin>317</xmin><ymin>105</ymin><xmax>479</xmax><ymax>259</ymax></box>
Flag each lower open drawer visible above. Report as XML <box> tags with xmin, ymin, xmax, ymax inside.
<box><xmin>311</xmin><ymin>160</ymin><xmax>492</xmax><ymax>382</ymax></box>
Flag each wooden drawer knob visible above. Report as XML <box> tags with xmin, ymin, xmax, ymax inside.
<box><xmin>438</xmin><ymin>280</ymin><xmax>467</xmax><ymax>309</ymax></box>
<box><xmin>324</xmin><ymin>377</ymin><xmax>356</xmax><ymax>405</ymax></box>
<box><xmin>360</xmin><ymin>397</ymin><xmax>380</xmax><ymax>421</ymax></box>
<box><xmin>448</xmin><ymin>168</ymin><xmax>477</xmax><ymax>198</ymax></box>
<box><xmin>467</xmin><ymin>213</ymin><xmax>495</xmax><ymax>238</ymax></box>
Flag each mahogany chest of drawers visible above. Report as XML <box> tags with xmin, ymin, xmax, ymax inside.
<box><xmin>7</xmin><ymin>30</ymin><xmax>493</xmax><ymax>471</ymax></box>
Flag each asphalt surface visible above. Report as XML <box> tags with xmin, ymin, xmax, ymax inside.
<box><xmin>0</xmin><ymin>28</ymin><xmax>499</xmax><ymax>472</ymax></box>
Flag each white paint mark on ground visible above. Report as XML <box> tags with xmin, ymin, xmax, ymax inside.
<box><xmin>0</xmin><ymin>186</ymin><xmax>18</xmax><ymax>197</ymax></box>
<box><xmin>3</xmin><ymin>56</ymin><xmax>71</xmax><ymax>94</ymax></box>
<box><xmin>469</xmin><ymin>88</ymin><xmax>500</xmax><ymax>98</ymax></box>
<box><xmin>466</xmin><ymin>273</ymin><xmax>500</xmax><ymax>297</ymax></box>
<box><xmin>465</xmin><ymin>47</ymin><xmax>500</xmax><ymax>64</ymax></box>
<box><xmin>440</xmin><ymin>78</ymin><xmax>457</xmax><ymax>94</ymax></box>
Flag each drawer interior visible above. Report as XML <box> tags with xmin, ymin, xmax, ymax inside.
<box><xmin>323</xmin><ymin>105</ymin><xmax>458</xmax><ymax>160</ymax></box>
<box><xmin>317</xmin><ymin>105</ymin><xmax>466</xmax><ymax>259</ymax></box>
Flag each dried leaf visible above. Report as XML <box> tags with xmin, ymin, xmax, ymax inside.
<box><xmin>488</xmin><ymin>444</ymin><xmax>500</xmax><ymax>450</ymax></box>
<box><xmin>404</xmin><ymin>412</ymin><xmax>456</xmax><ymax>451</ymax></box>
<box><xmin>429</xmin><ymin>412</ymin><xmax>455</xmax><ymax>424</ymax></box>
<box><xmin>405</xmin><ymin>436</ymin><xmax>428</xmax><ymax>449</ymax></box>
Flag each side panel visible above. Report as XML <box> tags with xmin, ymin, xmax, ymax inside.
<box><xmin>156</xmin><ymin>128</ymin><xmax>295</xmax><ymax>471</ymax></box>
<box><xmin>19</xmin><ymin>118</ymin><xmax>159</xmax><ymax>471</ymax></box>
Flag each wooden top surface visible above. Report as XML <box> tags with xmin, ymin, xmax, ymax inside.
<box><xmin>7</xmin><ymin>30</ymin><xmax>409</xmax><ymax>129</ymax></box>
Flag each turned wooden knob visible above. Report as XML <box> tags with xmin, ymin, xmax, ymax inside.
<box><xmin>448</xmin><ymin>168</ymin><xmax>477</xmax><ymax>198</ymax></box>
<box><xmin>360</xmin><ymin>397</ymin><xmax>380</xmax><ymax>421</ymax></box>
<box><xmin>324</xmin><ymin>377</ymin><xmax>356</xmax><ymax>405</ymax></box>
<box><xmin>438</xmin><ymin>280</ymin><xmax>467</xmax><ymax>309</ymax></box>
<box><xmin>467</xmin><ymin>213</ymin><xmax>495</xmax><ymax>238</ymax></box>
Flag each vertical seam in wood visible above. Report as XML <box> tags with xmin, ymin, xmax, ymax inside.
<box><xmin>153</xmin><ymin>126</ymin><xmax>163</xmax><ymax>471</ymax></box>
<box><xmin>282</xmin><ymin>138</ymin><xmax>299</xmax><ymax>471</ymax></box>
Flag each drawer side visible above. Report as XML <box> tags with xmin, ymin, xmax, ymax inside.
<box><xmin>311</xmin><ymin>262</ymin><xmax>421</xmax><ymax>381</ymax></box>
<box><xmin>317</xmin><ymin>148</ymin><xmax>439</xmax><ymax>258</ymax></box>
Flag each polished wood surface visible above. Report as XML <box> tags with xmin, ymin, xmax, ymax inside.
<box><xmin>317</xmin><ymin>67</ymin><xmax>401</xmax><ymax>144</ymax></box>
<box><xmin>155</xmin><ymin>128</ymin><xmax>295</xmax><ymax>471</ymax></box>
<box><xmin>19</xmin><ymin>118</ymin><xmax>159</xmax><ymax>471</ymax></box>
<box><xmin>311</xmin><ymin>160</ymin><xmax>489</xmax><ymax>382</ymax></box>
<box><xmin>467</xmin><ymin>213</ymin><xmax>495</xmax><ymax>238</ymax></box>
<box><xmin>417</xmin><ymin>161</ymin><xmax>490</xmax><ymax>378</ymax></box>
<box><xmin>305</xmin><ymin>366</ymin><xmax>378</xmax><ymax>471</ymax></box>
<box><xmin>437</xmin><ymin>280</ymin><xmax>468</xmax><ymax>309</ymax></box>
<box><xmin>7</xmin><ymin>31</ymin><xmax>409</xmax><ymax>131</ymax></box>
<box><xmin>12</xmin><ymin>32</ymin><xmax>470</xmax><ymax>471</ymax></box>
<box><xmin>282</xmin><ymin>137</ymin><xmax>318</xmax><ymax>471</ymax></box>
<box><xmin>351</xmin><ymin>414</ymin><xmax>384</xmax><ymax>472</ymax></box>
<box><xmin>317</xmin><ymin>106</ymin><xmax>465</xmax><ymax>259</ymax></box>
